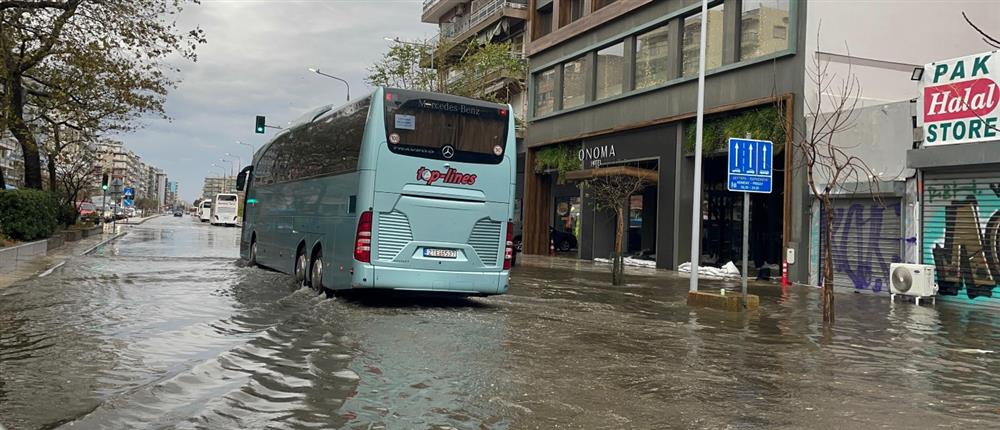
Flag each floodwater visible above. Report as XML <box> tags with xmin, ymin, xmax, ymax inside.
<box><xmin>2</xmin><ymin>216</ymin><xmax>1000</xmax><ymax>429</ymax></box>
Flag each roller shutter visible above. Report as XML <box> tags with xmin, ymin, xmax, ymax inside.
<box><xmin>922</xmin><ymin>177</ymin><xmax>1000</xmax><ymax>300</ymax></box>
<box><xmin>824</xmin><ymin>198</ymin><xmax>902</xmax><ymax>292</ymax></box>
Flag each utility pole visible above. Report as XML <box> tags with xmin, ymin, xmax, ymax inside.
<box><xmin>689</xmin><ymin>0</ymin><xmax>710</xmax><ymax>293</ymax></box>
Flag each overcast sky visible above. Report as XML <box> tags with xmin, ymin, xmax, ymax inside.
<box><xmin>118</xmin><ymin>0</ymin><xmax>433</xmax><ymax>202</ymax></box>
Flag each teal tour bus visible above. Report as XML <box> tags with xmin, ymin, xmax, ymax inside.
<box><xmin>237</xmin><ymin>87</ymin><xmax>515</xmax><ymax>296</ymax></box>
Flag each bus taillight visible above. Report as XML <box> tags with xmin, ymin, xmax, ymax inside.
<box><xmin>354</xmin><ymin>210</ymin><xmax>373</xmax><ymax>263</ymax></box>
<box><xmin>503</xmin><ymin>221</ymin><xmax>514</xmax><ymax>270</ymax></box>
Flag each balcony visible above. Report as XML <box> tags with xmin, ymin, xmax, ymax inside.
<box><xmin>438</xmin><ymin>0</ymin><xmax>527</xmax><ymax>43</ymax></box>
<box><xmin>422</xmin><ymin>0</ymin><xmax>464</xmax><ymax>23</ymax></box>
<box><xmin>443</xmin><ymin>51</ymin><xmax>526</xmax><ymax>98</ymax></box>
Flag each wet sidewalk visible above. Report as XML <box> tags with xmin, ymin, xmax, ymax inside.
<box><xmin>0</xmin><ymin>225</ymin><xmax>126</xmax><ymax>289</ymax></box>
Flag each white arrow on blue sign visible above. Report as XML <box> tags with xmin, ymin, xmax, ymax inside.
<box><xmin>727</xmin><ymin>137</ymin><xmax>773</xmax><ymax>193</ymax></box>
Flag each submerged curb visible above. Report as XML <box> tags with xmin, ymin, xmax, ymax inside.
<box><xmin>81</xmin><ymin>231</ymin><xmax>129</xmax><ymax>256</ymax></box>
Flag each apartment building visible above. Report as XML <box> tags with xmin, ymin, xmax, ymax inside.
<box><xmin>202</xmin><ymin>176</ymin><xmax>235</xmax><ymax>200</ymax></box>
<box><xmin>0</xmin><ymin>137</ymin><xmax>25</xmax><ymax>189</ymax></box>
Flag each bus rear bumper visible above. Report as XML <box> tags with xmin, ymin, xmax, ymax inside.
<box><xmin>352</xmin><ymin>264</ymin><xmax>510</xmax><ymax>295</ymax></box>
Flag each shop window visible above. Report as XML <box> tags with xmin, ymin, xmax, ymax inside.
<box><xmin>634</xmin><ymin>24</ymin><xmax>670</xmax><ymax>90</ymax></box>
<box><xmin>740</xmin><ymin>0</ymin><xmax>790</xmax><ymax>60</ymax></box>
<box><xmin>681</xmin><ymin>3</ymin><xmax>725</xmax><ymax>78</ymax></box>
<box><xmin>596</xmin><ymin>42</ymin><xmax>624</xmax><ymax>100</ymax></box>
<box><xmin>562</xmin><ymin>57</ymin><xmax>587</xmax><ymax>109</ymax></box>
<box><xmin>534</xmin><ymin>68</ymin><xmax>556</xmax><ymax>115</ymax></box>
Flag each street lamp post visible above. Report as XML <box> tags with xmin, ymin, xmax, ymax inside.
<box><xmin>237</xmin><ymin>140</ymin><xmax>253</xmax><ymax>163</ymax></box>
<box><xmin>210</xmin><ymin>164</ymin><xmax>227</xmax><ymax>194</ymax></box>
<box><xmin>219</xmin><ymin>157</ymin><xmax>235</xmax><ymax>192</ymax></box>
<box><xmin>307</xmin><ymin>68</ymin><xmax>350</xmax><ymax>102</ymax></box>
<box><xmin>689</xmin><ymin>0</ymin><xmax>710</xmax><ymax>293</ymax></box>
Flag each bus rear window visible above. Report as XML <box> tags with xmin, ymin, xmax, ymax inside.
<box><xmin>217</xmin><ymin>195</ymin><xmax>238</xmax><ymax>202</ymax></box>
<box><xmin>385</xmin><ymin>93</ymin><xmax>508</xmax><ymax>164</ymax></box>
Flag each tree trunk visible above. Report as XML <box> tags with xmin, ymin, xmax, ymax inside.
<box><xmin>5</xmin><ymin>73</ymin><xmax>43</xmax><ymax>189</ymax></box>
<box><xmin>0</xmin><ymin>166</ymin><xmax>6</xmax><ymax>190</ymax></box>
<box><xmin>822</xmin><ymin>200</ymin><xmax>835</xmax><ymax>324</ymax></box>
<box><xmin>47</xmin><ymin>154</ymin><xmax>58</xmax><ymax>193</ymax></box>
<box><xmin>612</xmin><ymin>205</ymin><xmax>626</xmax><ymax>285</ymax></box>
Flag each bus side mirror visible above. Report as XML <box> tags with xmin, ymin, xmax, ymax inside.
<box><xmin>236</xmin><ymin>165</ymin><xmax>253</xmax><ymax>191</ymax></box>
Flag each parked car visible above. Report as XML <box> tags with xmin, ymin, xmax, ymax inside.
<box><xmin>76</xmin><ymin>201</ymin><xmax>97</xmax><ymax>217</ymax></box>
<box><xmin>512</xmin><ymin>227</ymin><xmax>579</xmax><ymax>254</ymax></box>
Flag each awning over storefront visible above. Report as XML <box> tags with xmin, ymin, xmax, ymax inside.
<box><xmin>564</xmin><ymin>166</ymin><xmax>659</xmax><ymax>183</ymax></box>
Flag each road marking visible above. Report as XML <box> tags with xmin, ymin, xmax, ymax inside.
<box><xmin>38</xmin><ymin>261</ymin><xmax>66</xmax><ymax>278</ymax></box>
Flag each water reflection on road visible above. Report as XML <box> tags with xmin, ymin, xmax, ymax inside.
<box><xmin>1</xmin><ymin>216</ymin><xmax>999</xmax><ymax>429</ymax></box>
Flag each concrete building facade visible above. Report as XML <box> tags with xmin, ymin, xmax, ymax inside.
<box><xmin>522</xmin><ymin>0</ymin><xmax>806</xmax><ymax>280</ymax></box>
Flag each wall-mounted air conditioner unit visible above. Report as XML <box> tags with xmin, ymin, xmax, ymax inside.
<box><xmin>889</xmin><ymin>263</ymin><xmax>937</xmax><ymax>305</ymax></box>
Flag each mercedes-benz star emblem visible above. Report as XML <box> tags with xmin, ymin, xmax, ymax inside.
<box><xmin>441</xmin><ymin>145</ymin><xmax>455</xmax><ymax>159</ymax></box>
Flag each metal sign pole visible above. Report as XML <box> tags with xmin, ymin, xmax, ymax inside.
<box><xmin>742</xmin><ymin>132</ymin><xmax>751</xmax><ymax>309</ymax></box>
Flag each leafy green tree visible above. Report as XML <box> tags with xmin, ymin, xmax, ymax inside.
<box><xmin>365</xmin><ymin>41</ymin><xmax>436</xmax><ymax>92</ymax></box>
<box><xmin>366</xmin><ymin>39</ymin><xmax>526</xmax><ymax>103</ymax></box>
<box><xmin>0</xmin><ymin>0</ymin><xmax>206</xmax><ymax>189</ymax></box>
<box><xmin>447</xmin><ymin>41</ymin><xmax>526</xmax><ymax>102</ymax></box>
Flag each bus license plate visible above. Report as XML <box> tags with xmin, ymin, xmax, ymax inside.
<box><xmin>423</xmin><ymin>248</ymin><xmax>457</xmax><ymax>259</ymax></box>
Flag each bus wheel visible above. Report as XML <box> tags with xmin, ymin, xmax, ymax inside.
<box><xmin>295</xmin><ymin>249</ymin><xmax>309</xmax><ymax>287</ymax></box>
<box><xmin>249</xmin><ymin>239</ymin><xmax>258</xmax><ymax>267</ymax></box>
<box><xmin>310</xmin><ymin>249</ymin><xmax>325</xmax><ymax>293</ymax></box>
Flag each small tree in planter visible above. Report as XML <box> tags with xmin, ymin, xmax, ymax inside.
<box><xmin>583</xmin><ymin>171</ymin><xmax>648</xmax><ymax>285</ymax></box>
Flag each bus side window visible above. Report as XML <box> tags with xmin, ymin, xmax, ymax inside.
<box><xmin>348</xmin><ymin>195</ymin><xmax>356</xmax><ymax>214</ymax></box>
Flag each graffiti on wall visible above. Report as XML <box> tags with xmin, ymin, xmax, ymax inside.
<box><xmin>829</xmin><ymin>201</ymin><xmax>902</xmax><ymax>292</ymax></box>
<box><xmin>925</xmin><ymin>181</ymin><xmax>1000</xmax><ymax>299</ymax></box>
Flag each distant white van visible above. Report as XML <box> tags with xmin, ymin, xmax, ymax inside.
<box><xmin>198</xmin><ymin>200</ymin><xmax>212</xmax><ymax>222</ymax></box>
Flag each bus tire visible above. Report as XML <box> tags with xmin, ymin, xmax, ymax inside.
<box><xmin>310</xmin><ymin>248</ymin><xmax>325</xmax><ymax>294</ymax></box>
<box><xmin>294</xmin><ymin>246</ymin><xmax>309</xmax><ymax>287</ymax></box>
<box><xmin>249</xmin><ymin>236</ymin><xmax>258</xmax><ymax>267</ymax></box>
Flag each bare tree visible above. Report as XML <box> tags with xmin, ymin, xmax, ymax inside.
<box><xmin>783</xmin><ymin>50</ymin><xmax>881</xmax><ymax>324</ymax></box>
<box><xmin>583</xmin><ymin>168</ymin><xmax>650</xmax><ymax>285</ymax></box>
<box><xmin>55</xmin><ymin>139</ymin><xmax>99</xmax><ymax>209</ymax></box>
<box><xmin>962</xmin><ymin>11</ymin><xmax>1000</xmax><ymax>49</ymax></box>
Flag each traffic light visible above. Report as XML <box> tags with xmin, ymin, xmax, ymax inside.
<box><xmin>255</xmin><ymin>115</ymin><xmax>266</xmax><ymax>134</ymax></box>
<box><xmin>101</xmin><ymin>173</ymin><xmax>109</xmax><ymax>191</ymax></box>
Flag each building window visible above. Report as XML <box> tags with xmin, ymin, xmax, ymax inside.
<box><xmin>562</xmin><ymin>57</ymin><xmax>587</xmax><ymax>109</ymax></box>
<box><xmin>593</xmin><ymin>0</ymin><xmax>617</xmax><ymax>11</ymax></box>
<box><xmin>596</xmin><ymin>42</ymin><xmax>624</xmax><ymax>100</ymax></box>
<box><xmin>560</xmin><ymin>0</ymin><xmax>585</xmax><ymax>27</ymax></box>
<box><xmin>682</xmin><ymin>3</ymin><xmax>725</xmax><ymax>78</ymax></box>
<box><xmin>634</xmin><ymin>24</ymin><xmax>670</xmax><ymax>90</ymax></box>
<box><xmin>740</xmin><ymin>0</ymin><xmax>790</xmax><ymax>60</ymax></box>
<box><xmin>534</xmin><ymin>68</ymin><xmax>556</xmax><ymax>115</ymax></box>
<box><xmin>535</xmin><ymin>3</ymin><xmax>553</xmax><ymax>39</ymax></box>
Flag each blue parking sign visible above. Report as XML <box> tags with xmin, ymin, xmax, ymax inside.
<box><xmin>727</xmin><ymin>138</ymin><xmax>773</xmax><ymax>193</ymax></box>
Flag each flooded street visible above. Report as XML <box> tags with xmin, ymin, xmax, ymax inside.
<box><xmin>2</xmin><ymin>216</ymin><xmax>1000</xmax><ymax>429</ymax></box>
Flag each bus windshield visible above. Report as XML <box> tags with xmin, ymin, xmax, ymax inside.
<box><xmin>217</xmin><ymin>195</ymin><xmax>238</xmax><ymax>202</ymax></box>
<box><xmin>202</xmin><ymin>202</ymin><xmax>212</xmax><ymax>208</ymax></box>
<box><xmin>384</xmin><ymin>91</ymin><xmax>508</xmax><ymax>164</ymax></box>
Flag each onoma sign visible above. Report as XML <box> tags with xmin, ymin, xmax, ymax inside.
<box><xmin>921</xmin><ymin>51</ymin><xmax>999</xmax><ymax>146</ymax></box>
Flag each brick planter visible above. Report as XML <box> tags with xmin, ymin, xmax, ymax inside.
<box><xmin>62</xmin><ymin>229</ymin><xmax>83</xmax><ymax>242</ymax></box>
<box><xmin>82</xmin><ymin>226</ymin><xmax>102</xmax><ymax>238</ymax></box>
<box><xmin>46</xmin><ymin>235</ymin><xmax>64</xmax><ymax>251</ymax></box>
